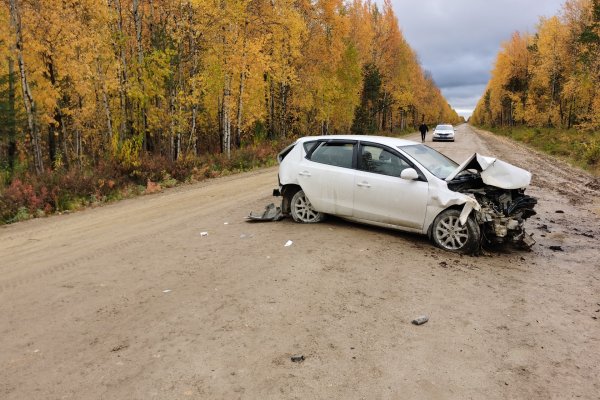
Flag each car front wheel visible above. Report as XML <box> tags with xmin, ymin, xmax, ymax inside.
<box><xmin>290</xmin><ymin>189</ymin><xmax>325</xmax><ymax>223</ymax></box>
<box><xmin>431</xmin><ymin>209</ymin><xmax>480</xmax><ymax>254</ymax></box>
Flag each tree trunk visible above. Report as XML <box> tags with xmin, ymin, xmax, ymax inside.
<box><xmin>187</xmin><ymin>6</ymin><xmax>199</xmax><ymax>156</ymax></box>
<box><xmin>222</xmin><ymin>75</ymin><xmax>232</xmax><ymax>159</ymax></box>
<box><xmin>169</xmin><ymin>87</ymin><xmax>176</xmax><ymax>161</ymax></box>
<box><xmin>235</xmin><ymin>19</ymin><xmax>248</xmax><ymax>148</ymax></box>
<box><xmin>110</xmin><ymin>0</ymin><xmax>130</xmax><ymax>141</ymax></box>
<box><xmin>236</xmin><ymin>71</ymin><xmax>245</xmax><ymax>148</ymax></box>
<box><xmin>45</xmin><ymin>54</ymin><xmax>69</xmax><ymax>169</ymax></box>
<box><xmin>97</xmin><ymin>60</ymin><xmax>113</xmax><ymax>146</ymax></box>
<box><xmin>264</xmin><ymin>72</ymin><xmax>272</xmax><ymax>139</ymax></box>
<box><xmin>567</xmin><ymin>94</ymin><xmax>574</xmax><ymax>129</ymax></box>
<box><xmin>188</xmin><ymin>105</ymin><xmax>198</xmax><ymax>156</ymax></box>
<box><xmin>280</xmin><ymin>83</ymin><xmax>289</xmax><ymax>138</ymax></box>
<box><xmin>400</xmin><ymin>109</ymin><xmax>405</xmax><ymax>130</ymax></box>
<box><xmin>9</xmin><ymin>0</ymin><xmax>43</xmax><ymax>174</ymax></box>
<box><xmin>269</xmin><ymin>78</ymin><xmax>275</xmax><ymax>138</ymax></box>
<box><xmin>381</xmin><ymin>91</ymin><xmax>388</xmax><ymax>131</ymax></box>
<box><xmin>218</xmin><ymin>95</ymin><xmax>223</xmax><ymax>153</ymax></box>
<box><xmin>7</xmin><ymin>57</ymin><xmax>17</xmax><ymax>172</ymax></box>
<box><xmin>133</xmin><ymin>0</ymin><xmax>149</xmax><ymax>152</ymax></box>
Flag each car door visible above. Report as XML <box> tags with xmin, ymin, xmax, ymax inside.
<box><xmin>296</xmin><ymin>140</ymin><xmax>357</xmax><ymax>216</ymax></box>
<box><xmin>352</xmin><ymin>143</ymin><xmax>429</xmax><ymax>229</ymax></box>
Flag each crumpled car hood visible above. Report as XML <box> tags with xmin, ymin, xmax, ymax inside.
<box><xmin>445</xmin><ymin>153</ymin><xmax>532</xmax><ymax>189</ymax></box>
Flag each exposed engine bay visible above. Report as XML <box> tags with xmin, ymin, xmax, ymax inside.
<box><xmin>448</xmin><ymin>170</ymin><xmax>537</xmax><ymax>248</ymax></box>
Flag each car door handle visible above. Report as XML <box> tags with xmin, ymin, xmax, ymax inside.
<box><xmin>357</xmin><ymin>181</ymin><xmax>371</xmax><ymax>188</ymax></box>
<box><xmin>298</xmin><ymin>171</ymin><xmax>311</xmax><ymax>177</ymax></box>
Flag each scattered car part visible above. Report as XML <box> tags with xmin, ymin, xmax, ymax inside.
<box><xmin>247</xmin><ymin>203</ymin><xmax>283</xmax><ymax>222</ymax></box>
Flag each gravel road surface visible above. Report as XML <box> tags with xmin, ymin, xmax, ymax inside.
<box><xmin>1</xmin><ymin>125</ymin><xmax>599</xmax><ymax>399</ymax></box>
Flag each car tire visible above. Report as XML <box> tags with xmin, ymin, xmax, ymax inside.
<box><xmin>431</xmin><ymin>208</ymin><xmax>480</xmax><ymax>254</ymax></box>
<box><xmin>290</xmin><ymin>189</ymin><xmax>325</xmax><ymax>223</ymax></box>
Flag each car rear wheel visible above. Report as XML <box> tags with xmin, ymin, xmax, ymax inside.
<box><xmin>432</xmin><ymin>209</ymin><xmax>479</xmax><ymax>254</ymax></box>
<box><xmin>290</xmin><ymin>189</ymin><xmax>325</xmax><ymax>223</ymax></box>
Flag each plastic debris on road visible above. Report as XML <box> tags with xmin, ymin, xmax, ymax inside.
<box><xmin>200</xmin><ymin>232</ymin><xmax>208</xmax><ymax>237</ymax></box>
<box><xmin>247</xmin><ymin>203</ymin><xmax>283</xmax><ymax>222</ymax></box>
<box><xmin>284</xmin><ymin>240</ymin><xmax>293</xmax><ymax>247</ymax></box>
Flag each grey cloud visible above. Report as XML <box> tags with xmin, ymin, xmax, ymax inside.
<box><xmin>390</xmin><ymin>0</ymin><xmax>565</xmax><ymax>117</ymax></box>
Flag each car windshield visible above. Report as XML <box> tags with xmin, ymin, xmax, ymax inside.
<box><xmin>399</xmin><ymin>144</ymin><xmax>458</xmax><ymax>179</ymax></box>
<box><xmin>436</xmin><ymin>125</ymin><xmax>453</xmax><ymax>130</ymax></box>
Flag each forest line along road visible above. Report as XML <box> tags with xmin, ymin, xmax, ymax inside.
<box><xmin>1</xmin><ymin>124</ymin><xmax>599</xmax><ymax>399</ymax></box>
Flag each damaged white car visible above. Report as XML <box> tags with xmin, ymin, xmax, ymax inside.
<box><xmin>273</xmin><ymin>135</ymin><xmax>537</xmax><ymax>254</ymax></box>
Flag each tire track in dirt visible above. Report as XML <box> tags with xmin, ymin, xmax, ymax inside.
<box><xmin>0</xmin><ymin>168</ymin><xmax>278</xmax><ymax>294</ymax></box>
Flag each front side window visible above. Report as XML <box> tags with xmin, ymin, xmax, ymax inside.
<box><xmin>359</xmin><ymin>145</ymin><xmax>411</xmax><ymax>177</ymax></box>
<box><xmin>308</xmin><ymin>142</ymin><xmax>355</xmax><ymax>168</ymax></box>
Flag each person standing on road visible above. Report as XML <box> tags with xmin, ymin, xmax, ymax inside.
<box><xmin>419</xmin><ymin>122</ymin><xmax>429</xmax><ymax>142</ymax></box>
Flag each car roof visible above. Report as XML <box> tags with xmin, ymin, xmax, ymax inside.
<box><xmin>295</xmin><ymin>135</ymin><xmax>418</xmax><ymax>147</ymax></box>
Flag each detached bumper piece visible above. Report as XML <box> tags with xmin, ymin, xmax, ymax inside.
<box><xmin>247</xmin><ymin>203</ymin><xmax>283</xmax><ymax>222</ymax></box>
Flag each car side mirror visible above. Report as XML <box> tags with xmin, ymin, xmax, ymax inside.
<box><xmin>400</xmin><ymin>168</ymin><xmax>419</xmax><ymax>180</ymax></box>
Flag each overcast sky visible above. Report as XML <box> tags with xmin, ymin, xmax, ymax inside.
<box><xmin>389</xmin><ymin>0</ymin><xmax>566</xmax><ymax>119</ymax></box>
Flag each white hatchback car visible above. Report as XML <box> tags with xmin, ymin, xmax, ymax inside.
<box><xmin>275</xmin><ymin>135</ymin><xmax>536</xmax><ymax>253</ymax></box>
<box><xmin>432</xmin><ymin>124</ymin><xmax>455</xmax><ymax>141</ymax></box>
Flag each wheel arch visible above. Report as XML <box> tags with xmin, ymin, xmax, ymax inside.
<box><xmin>280</xmin><ymin>184</ymin><xmax>302</xmax><ymax>215</ymax></box>
<box><xmin>426</xmin><ymin>205</ymin><xmax>467</xmax><ymax>239</ymax></box>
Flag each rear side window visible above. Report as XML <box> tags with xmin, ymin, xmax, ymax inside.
<box><xmin>308</xmin><ymin>142</ymin><xmax>354</xmax><ymax>168</ymax></box>
<box><xmin>303</xmin><ymin>141</ymin><xmax>318</xmax><ymax>153</ymax></box>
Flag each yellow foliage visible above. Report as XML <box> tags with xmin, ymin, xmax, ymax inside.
<box><xmin>473</xmin><ymin>0</ymin><xmax>599</xmax><ymax>130</ymax></box>
<box><xmin>1</xmin><ymin>0</ymin><xmax>460</xmax><ymax>170</ymax></box>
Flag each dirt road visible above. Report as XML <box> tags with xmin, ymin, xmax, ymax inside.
<box><xmin>1</xmin><ymin>125</ymin><xmax>599</xmax><ymax>399</ymax></box>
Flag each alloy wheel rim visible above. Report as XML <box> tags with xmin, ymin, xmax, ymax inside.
<box><xmin>293</xmin><ymin>193</ymin><xmax>319</xmax><ymax>222</ymax></box>
<box><xmin>436</xmin><ymin>215</ymin><xmax>468</xmax><ymax>250</ymax></box>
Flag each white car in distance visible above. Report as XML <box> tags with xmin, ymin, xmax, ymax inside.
<box><xmin>432</xmin><ymin>124</ymin><xmax>455</xmax><ymax>142</ymax></box>
<box><xmin>274</xmin><ymin>135</ymin><xmax>537</xmax><ymax>254</ymax></box>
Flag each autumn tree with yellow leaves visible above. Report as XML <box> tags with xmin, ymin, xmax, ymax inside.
<box><xmin>0</xmin><ymin>0</ymin><xmax>458</xmax><ymax>182</ymax></box>
<box><xmin>472</xmin><ymin>0</ymin><xmax>599</xmax><ymax>131</ymax></box>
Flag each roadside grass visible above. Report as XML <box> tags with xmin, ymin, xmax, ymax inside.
<box><xmin>0</xmin><ymin>141</ymin><xmax>284</xmax><ymax>225</ymax></box>
<box><xmin>482</xmin><ymin>126</ymin><xmax>600</xmax><ymax>176</ymax></box>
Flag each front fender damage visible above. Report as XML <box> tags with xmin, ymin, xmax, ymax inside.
<box><xmin>427</xmin><ymin>190</ymin><xmax>480</xmax><ymax>229</ymax></box>
<box><xmin>446</xmin><ymin>154</ymin><xmax>537</xmax><ymax>249</ymax></box>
